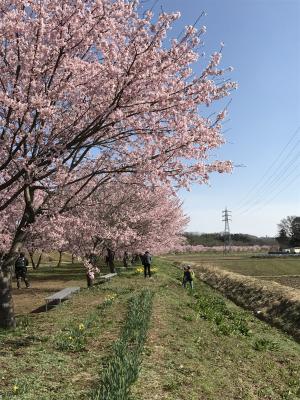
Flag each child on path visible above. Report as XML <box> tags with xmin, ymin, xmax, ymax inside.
<box><xmin>182</xmin><ymin>265</ymin><xmax>194</xmax><ymax>289</ymax></box>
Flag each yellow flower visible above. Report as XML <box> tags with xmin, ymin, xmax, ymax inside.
<box><xmin>68</xmin><ymin>336</ymin><xmax>73</xmax><ymax>340</ymax></box>
<box><xmin>13</xmin><ymin>385</ymin><xmax>19</xmax><ymax>392</ymax></box>
<box><xmin>78</xmin><ymin>323</ymin><xmax>85</xmax><ymax>331</ymax></box>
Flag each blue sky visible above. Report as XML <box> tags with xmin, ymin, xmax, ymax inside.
<box><xmin>152</xmin><ymin>0</ymin><xmax>300</xmax><ymax>237</ymax></box>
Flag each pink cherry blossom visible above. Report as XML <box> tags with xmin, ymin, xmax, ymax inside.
<box><xmin>0</xmin><ymin>0</ymin><xmax>236</xmax><ymax>328</ymax></box>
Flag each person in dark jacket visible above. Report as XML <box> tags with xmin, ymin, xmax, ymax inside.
<box><xmin>123</xmin><ymin>251</ymin><xmax>129</xmax><ymax>268</ymax></box>
<box><xmin>182</xmin><ymin>265</ymin><xmax>194</xmax><ymax>289</ymax></box>
<box><xmin>15</xmin><ymin>252</ymin><xmax>30</xmax><ymax>289</ymax></box>
<box><xmin>142</xmin><ymin>251</ymin><xmax>152</xmax><ymax>278</ymax></box>
<box><xmin>106</xmin><ymin>247</ymin><xmax>116</xmax><ymax>273</ymax></box>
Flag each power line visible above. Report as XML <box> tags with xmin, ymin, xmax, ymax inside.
<box><xmin>236</xmin><ymin>156</ymin><xmax>300</xmax><ymax>215</ymax></box>
<box><xmin>235</xmin><ymin>126</ymin><xmax>300</xmax><ymax>212</ymax></box>
<box><xmin>236</xmin><ymin>146</ymin><xmax>300</xmax><ymax>213</ymax></box>
<box><xmin>235</xmin><ymin>126</ymin><xmax>300</xmax><ymax>214</ymax></box>
<box><xmin>239</xmin><ymin>171</ymin><xmax>300</xmax><ymax>215</ymax></box>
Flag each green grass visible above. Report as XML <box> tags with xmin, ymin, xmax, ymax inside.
<box><xmin>131</xmin><ymin>260</ymin><xmax>300</xmax><ymax>400</ymax></box>
<box><xmin>165</xmin><ymin>252</ymin><xmax>300</xmax><ymax>289</ymax></box>
<box><xmin>27</xmin><ymin>259</ymin><xmax>125</xmax><ymax>282</ymax></box>
<box><xmin>165</xmin><ymin>252</ymin><xmax>300</xmax><ymax>276</ymax></box>
<box><xmin>0</xmin><ymin>285</ymin><xmax>127</xmax><ymax>399</ymax></box>
<box><xmin>1</xmin><ymin>258</ymin><xmax>300</xmax><ymax>399</ymax></box>
<box><xmin>193</xmin><ymin>290</ymin><xmax>251</xmax><ymax>336</ymax></box>
<box><xmin>28</xmin><ymin>262</ymin><xmax>86</xmax><ymax>282</ymax></box>
<box><xmin>92</xmin><ymin>289</ymin><xmax>153</xmax><ymax>400</ymax></box>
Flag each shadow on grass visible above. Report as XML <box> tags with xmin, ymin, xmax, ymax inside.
<box><xmin>31</xmin><ymin>302</ymin><xmax>62</xmax><ymax>314</ymax></box>
<box><xmin>30</xmin><ymin>273</ymin><xmax>85</xmax><ymax>281</ymax></box>
<box><xmin>28</xmin><ymin>262</ymin><xmax>86</xmax><ymax>282</ymax></box>
<box><xmin>2</xmin><ymin>336</ymin><xmax>38</xmax><ymax>349</ymax></box>
<box><xmin>13</xmin><ymin>288</ymin><xmax>71</xmax><ymax>295</ymax></box>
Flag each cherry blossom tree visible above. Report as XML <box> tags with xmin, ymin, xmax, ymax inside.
<box><xmin>54</xmin><ymin>179</ymin><xmax>188</xmax><ymax>265</ymax></box>
<box><xmin>18</xmin><ymin>179</ymin><xmax>188</xmax><ymax>285</ymax></box>
<box><xmin>0</xmin><ymin>0</ymin><xmax>236</xmax><ymax>327</ymax></box>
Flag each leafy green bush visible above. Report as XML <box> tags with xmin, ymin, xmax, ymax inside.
<box><xmin>193</xmin><ymin>292</ymin><xmax>251</xmax><ymax>337</ymax></box>
<box><xmin>253</xmin><ymin>338</ymin><xmax>279</xmax><ymax>351</ymax></box>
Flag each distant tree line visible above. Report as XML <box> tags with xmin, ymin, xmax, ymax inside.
<box><xmin>184</xmin><ymin>232</ymin><xmax>276</xmax><ymax>247</ymax></box>
<box><xmin>276</xmin><ymin>216</ymin><xmax>300</xmax><ymax>248</ymax></box>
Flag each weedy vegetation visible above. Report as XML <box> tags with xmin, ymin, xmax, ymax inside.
<box><xmin>0</xmin><ymin>258</ymin><xmax>299</xmax><ymax>400</ymax></box>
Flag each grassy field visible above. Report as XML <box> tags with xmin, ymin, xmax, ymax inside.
<box><xmin>0</xmin><ymin>258</ymin><xmax>299</xmax><ymax>399</ymax></box>
<box><xmin>166</xmin><ymin>252</ymin><xmax>300</xmax><ymax>289</ymax></box>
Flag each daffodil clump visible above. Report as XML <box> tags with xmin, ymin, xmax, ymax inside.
<box><xmin>56</xmin><ymin>322</ymin><xmax>87</xmax><ymax>352</ymax></box>
<box><xmin>11</xmin><ymin>379</ymin><xmax>30</xmax><ymax>396</ymax></box>
<box><xmin>103</xmin><ymin>293</ymin><xmax>117</xmax><ymax>306</ymax></box>
<box><xmin>78</xmin><ymin>323</ymin><xmax>85</xmax><ymax>331</ymax></box>
<box><xmin>135</xmin><ymin>267</ymin><xmax>158</xmax><ymax>274</ymax></box>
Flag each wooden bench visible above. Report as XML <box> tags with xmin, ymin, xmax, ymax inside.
<box><xmin>45</xmin><ymin>287</ymin><xmax>80</xmax><ymax>311</ymax></box>
<box><xmin>97</xmin><ymin>273</ymin><xmax>117</xmax><ymax>284</ymax></box>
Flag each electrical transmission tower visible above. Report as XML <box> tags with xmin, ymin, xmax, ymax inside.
<box><xmin>222</xmin><ymin>208</ymin><xmax>232</xmax><ymax>253</ymax></box>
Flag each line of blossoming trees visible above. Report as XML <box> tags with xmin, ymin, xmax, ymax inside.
<box><xmin>0</xmin><ymin>0</ymin><xmax>236</xmax><ymax>328</ymax></box>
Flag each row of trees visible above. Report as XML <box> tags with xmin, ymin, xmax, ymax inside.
<box><xmin>277</xmin><ymin>216</ymin><xmax>300</xmax><ymax>248</ymax></box>
<box><xmin>0</xmin><ymin>0</ymin><xmax>235</xmax><ymax>328</ymax></box>
<box><xmin>20</xmin><ymin>181</ymin><xmax>190</xmax><ymax>267</ymax></box>
<box><xmin>184</xmin><ymin>232</ymin><xmax>276</xmax><ymax>247</ymax></box>
<box><xmin>172</xmin><ymin>244</ymin><xmax>270</xmax><ymax>253</ymax></box>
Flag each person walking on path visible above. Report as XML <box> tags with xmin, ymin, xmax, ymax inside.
<box><xmin>15</xmin><ymin>252</ymin><xmax>30</xmax><ymax>289</ymax></box>
<box><xmin>106</xmin><ymin>247</ymin><xmax>116</xmax><ymax>273</ymax></box>
<box><xmin>182</xmin><ymin>265</ymin><xmax>194</xmax><ymax>289</ymax></box>
<box><xmin>142</xmin><ymin>251</ymin><xmax>152</xmax><ymax>278</ymax></box>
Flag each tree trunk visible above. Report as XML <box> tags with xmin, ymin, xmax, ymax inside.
<box><xmin>28</xmin><ymin>250</ymin><xmax>36</xmax><ymax>269</ymax></box>
<box><xmin>28</xmin><ymin>250</ymin><xmax>42</xmax><ymax>269</ymax></box>
<box><xmin>0</xmin><ymin>229</ymin><xmax>28</xmax><ymax>329</ymax></box>
<box><xmin>36</xmin><ymin>252</ymin><xmax>43</xmax><ymax>269</ymax></box>
<box><xmin>0</xmin><ymin>268</ymin><xmax>15</xmax><ymax>328</ymax></box>
<box><xmin>72</xmin><ymin>253</ymin><xmax>76</xmax><ymax>264</ymax></box>
<box><xmin>57</xmin><ymin>250</ymin><xmax>63</xmax><ymax>268</ymax></box>
<box><xmin>0</xmin><ymin>188</ymin><xmax>36</xmax><ymax>328</ymax></box>
<box><xmin>86</xmin><ymin>274</ymin><xmax>94</xmax><ymax>288</ymax></box>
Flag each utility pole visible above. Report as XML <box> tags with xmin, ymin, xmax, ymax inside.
<box><xmin>222</xmin><ymin>207</ymin><xmax>232</xmax><ymax>253</ymax></box>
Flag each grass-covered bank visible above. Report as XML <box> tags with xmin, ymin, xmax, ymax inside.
<box><xmin>132</xmin><ymin>260</ymin><xmax>300</xmax><ymax>400</ymax></box>
<box><xmin>1</xmin><ymin>259</ymin><xmax>300</xmax><ymax>399</ymax></box>
<box><xmin>172</xmin><ymin>261</ymin><xmax>300</xmax><ymax>342</ymax></box>
<box><xmin>165</xmin><ymin>252</ymin><xmax>300</xmax><ymax>289</ymax></box>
